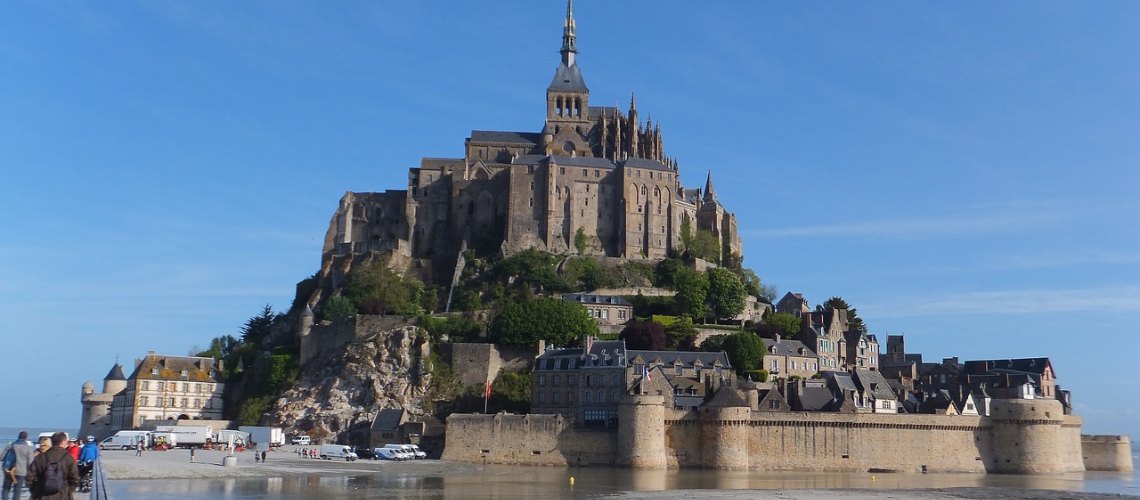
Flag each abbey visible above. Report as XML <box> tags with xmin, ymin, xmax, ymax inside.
<box><xmin>322</xmin><ymin>1</ymin><xmax>741</xmax><ymax>282</ymax></box>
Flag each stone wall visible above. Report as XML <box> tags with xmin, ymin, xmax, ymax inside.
<box><xmin>1081</xmin><ymin>435</ymin><xmax>1134</xmax><ymax>472</ymax></box>
<box><xmin>301</xmin><ymin>315</ymin><xmax>416</xmax><ymax>366</ymax></box>
<box><xmin>443</xmin><ymin>403</ymin><xmax>1086</xmax><ymax>475</ymax></box>
<box><xmin>451</xmin><ymin>343</ymin><xmax>537</xmax><ymax>387</ymax></box>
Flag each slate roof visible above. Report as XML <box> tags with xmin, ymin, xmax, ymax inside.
<box><xmin>535</xmin><ymin>340</ymin><xmax>626</xmax><ymax>370</ymax></box>
<box><xmin>469</xmin><ymin>131</ymin><xmax>541</xmax><ymax>145</ymax></box>
<box><xmin>371</xmin><ymin>408</ymin><xmax>406</xmax><ymax>432</ymax></box>
<box><xmin>630</xmin><ymin>350</ymin><xmax>730</xmax><ymax>369</ymax></box>
<box><xmin>962</xmin><ymin>358</ymin><xmax>1053</xmax><ymax>377</ymax></box>
<box><xmin>853</xmin><ymin>369</ymin><xmax>897</xmax><ymax>401</ymax></box>
<box><xmin>105</xmin><ymin>363</ymin><xmax>126</xmax><ymax>381</ymax></box>
<box><xmin>918</xmin><ymin>390</ymin><xmax>957</xmax><ymax>414</ymax></box>
<box><xmin>562</xmin><ymin>293</ymin><xmax>631</xmax><ymax>306</ymax></box>
<box><xmin>705</xmin><ymin>386</ymin><xmax>749</xmax><ymax>408</ymax></box>
<box><xmin>128</xmin><ymin>354</ymin><xmax>224</xmax><ymax>383</ymax></box>
<box><xmin>622</xmin><ymin>157</ymin><xmax>672</xmax><ymax>172</ymax></box>
<box><xmin>761</xmin><ymin>338</ymin><xmax>818</xmax><ymax>358</ymax></box>
<box><xmin>798</xmin><ymin>386</ymin><xmax>840</xmax><ymax>411</ymax></box>
<box><xmin>549</xmin><ymin>62</ymin><xmax>589</xmax><ymax>92</ymax></box>
<box><xmin>825</xmin><ymin>371</ymin><xmax>858</xmax><ymax>393</ymax></box>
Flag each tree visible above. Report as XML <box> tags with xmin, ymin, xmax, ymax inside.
<box><xmin>673</xmin><ymin>269</ymin><xmax>709</xmax><ymax>321</ymax></box>
<box><xmin>762</xmin><ymin>312</ymin><xmax>802</xmax><ymax>338</ymax></box>
<box><xmin>195</xmin><ymin>335</ymin><xmax>239</xmax><ymax>360</ymax></box>
<box><xmin>321</xmin><ymin>295</ymin><xmax>356</xmax><ymax>322</ymax></box>
<box><xmin>815</xmin><ymin>296</ymin><xmax>867</xmax><ymax>334</ymax></box>
<box><xmin>344</xmin><ymin>262</ymin><xmax>423</xmax><ymax>316</ymax></box>
<box><xmin>240</xmin><ymin>305</ymin><xmax>279</xmax><ymax>345</ymax></box>
<box><xmin>490</xmin><ymin>297</ymin><xmax>597</xmax><ymax>347</ymax></box>
<box><xmin>664</xmin><ymin>316</ymin><xmax>698</xmax><ymax>350</ymax></box>
<box><xmin>620</xmin><ymin>320</ymin><xmax>667</xmax><ymax>350</ymax></box>
<box><xmin>690</xmin><ymin>229</ymin><xmax>720</xmax><ymax>263</ymax></box>
<box><xmin>574</xmin><ymin>227</ymin><xmax>588</xmax><ymax>255</ymax></box>
<box><xmin>653</xmin><ymin>255</ymin><xmax>687</xmax><ymax>289</ymax></box>
<box><xmin>722</xmin><ymin>331</ymin><xmax>765</xmax><ymax>373</ymax></box>
<box><xmin>706</xmin><ymin>267</ymin><xmax>746</xmax><ymax>320</ymax></box>
<box><xmin>679</xmin><ymin>213</ymin><xmax>694</xmax><ymax>252</ymax></box>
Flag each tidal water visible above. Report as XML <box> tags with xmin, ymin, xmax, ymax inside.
<box><xmin>106</xmin><ymin>463</ymin><xmax>1140</xmax><ymax>499</ymax></box>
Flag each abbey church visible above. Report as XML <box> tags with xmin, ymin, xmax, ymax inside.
<box><xmin>322</xmin><ymin>1</ymin><xmax>742</xmax><ymax>283</ymax></box>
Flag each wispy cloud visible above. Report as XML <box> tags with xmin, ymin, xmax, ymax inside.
<box><xmin>864</xmin><ymin>286</ymin><xmax>1140</xmax><ymax>318</ymax></box>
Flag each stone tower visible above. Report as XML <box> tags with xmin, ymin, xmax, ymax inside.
<box><xmin>544</xmin><ymin>0</ymin><xmax>592</xmax><ymax>157</ymax></box>
<box><xmin>78</xmin><ymin>363</ymin><xmax>126</xmax><ymax>440</ymax></box>
<box><xmin>616</xmin><ymin>394</ymin><xmax>667</xmax><ymax>469</ymax></box>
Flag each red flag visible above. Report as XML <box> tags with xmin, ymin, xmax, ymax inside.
<box><xmin>485</xmin><ymin>382</ymin><xmax>491</xmax><ymax>398</ymax></box>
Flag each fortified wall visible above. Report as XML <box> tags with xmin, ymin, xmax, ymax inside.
<box><xmin>1081</xmin><ymin>435</ymin><xmax>1134</xmax><ymax>472</ymax></box>
<box><xmin>299</xmin><ymin>314</ymin><xmax>415</xmax><ymax>366</ymax></box>
<box><xmin>443</xmin><ymin>398</ymin><xmax>1114</xmax><ymax>474</ymax></box>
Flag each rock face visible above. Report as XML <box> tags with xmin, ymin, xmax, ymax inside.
<box><xmin>272</xmin><ymin>324</ymin><xmax>431</xmax><ymax>443</ymax></box>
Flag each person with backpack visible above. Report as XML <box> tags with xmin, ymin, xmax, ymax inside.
<box><xmin>25</xmin><ymin>432</ymin><xmax>77</xmax><ymax>500</ymax></box>
<box><xmin>2</xmin><ymin>431</ymin><xmax>36</xmax><ymax>500</ymax></box>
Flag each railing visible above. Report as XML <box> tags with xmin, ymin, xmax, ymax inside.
<box><xmin>88</xmin><ymin>457</ymin><xmax>111</xmax><ymax>500</ymax></box>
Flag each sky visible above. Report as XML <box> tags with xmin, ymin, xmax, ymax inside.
<box><xmin>1</xmin><ymin>1</ymin><xmax>1137</xmax><ymax>437</ymax></box>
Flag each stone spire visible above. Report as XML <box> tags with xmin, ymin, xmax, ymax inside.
<box><xmin>704</xmin><ymin>170</ymin><xmax>716</xmax><ymax>203</ymax></box>
<box><xmin>560</xmin><ymin>0</ymin><xmax>578</xmax><ymax>66</ymax></box>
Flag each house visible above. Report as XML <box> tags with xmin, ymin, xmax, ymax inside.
<box><xmin>531</xmin><ymin>336</ymin><xmax>733</xmax><ymax>427</ymax></box>
<box><xmin>917</xmin><ymin>390</ymin><xmax>960</xmax><ymax>415</ymax></box>
<box><xmin>754</xmin><ymin>383</ymin><xmax>791</xmax><ymax>412</ymax></box>
<box><xmin>799</xmin><ymin>309</ymin><xmax>849</xmax><ymax>372</ymax></box>
<box><xmin>370</xmin><ymin>407</ymin><xmax>412</xmax><ymax>446</ymax></box>
<box><xmin>774</xmin><ymin>292</ymin><xmax>811</xmax><ymax>317</ymax></box>
<box><xmin>852</xmin><ymin>369</ymin><xmax>898</xmax><ymax>413</ymax></box>
<box><xmin>561</xmin><ymin>293</ymin><xmax>633</xmax><ymax>333</ymax></box>
<box><xmin>842</xmin><ymin>331</ymin><xmax>879</xmax><ymax>371</ymax></box>
<box><xmin>822</xmin><ymin>371</ymin><xmax>871</xmax><ymax>413</ymax></box>
<box><xmin>761</xmin><ymin>336</ymin><xmax>819</xmax><ymax>380</ymax></box>
<box><xmin>961</xmin><ymin>358</ymin><xmax>1056</xmax><ymax>399</ymax></box>
<box><xmin>785</xmin><ymin>378</ymin><xmax>844</xmax><ymax>412</ymax></box>
<box><xmin>108</xmin><ymin>352</ymin><xmax>225</xmax><ymax>430</ymax></box>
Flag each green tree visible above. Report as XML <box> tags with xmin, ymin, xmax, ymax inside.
<box><xmin>240</xmin><ymin>305</ymin><xmax>280</xmax><ymax>345</ymax></box>
<box><xmin>765</xmin><ymin>312</ymin><xmax>802</xmax><ymax>338</ymax></box>
<box><xmin>673</xmin><ymin>269</ymin><xmax>709</xmax><ymax>321</ymax></box>
<box><xmin>344</xmin><ymin>262</ymin><xmax>423</xmax><ymax>316</ymax></box>
<box><xmin>195</xmin><ymin>335</ymin><xmax>239</xmax><ymax>361</ymax></box>
<box><xmin>721</xmin><ymin>331</ymin><xmax>764</xmax><ymax>373</ymax></box>
<box><xmin>321</xmin><ymin>295</ymin><xmax>356</xmax><ymax>322</ymax></box>
<box><xmin>699</xmin><ymin>334</ymin><xmax>728</xmax><ymax>353</ymax></box>
<box><xmin>490</xmin><ymin>249</ymin><xmax>568</xmax><ymax>293</ymax></box>
<box><xmin>653</xmin><ymin>255</ymin><xmax>687</xmax><ymax>289</ymax></box>
<box><xmin>706</xmin><ymin>267</ymin><xmax>746</xmax><ymax>320</ymax></box>
<box><xmin>664</xmin><ymin>316</ymin><xmax>697</xmax><ymax>350</ymax></box>
<box><xmin>574</xmin><ymin>227</ymin><xmax>588</xmax><ymax>255</ymax></box>
<box><xmin>679</xmin><ymin>213</ymin><xmax>694</xmax><ymax>252</ymax></box>
<box><xmin>562</xmin><ymin>256</ymin><xmax>616</xmax><ymax>291</ymax></box>
<box><xmin>815</xmin><ymin>296</ymin><xmax>867</xmax><ymax>334</ymax></box>
<box><xmin>690</xmin><ymin>229</ymin><xmax>720</xmax><ymax>263</ymax></box>
<box><xmin>490</xmin><ymin>297</ymin><xmax>597</xmax><ymax>347</ymax></box>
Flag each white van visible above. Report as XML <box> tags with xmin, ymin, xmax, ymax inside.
<box><xmin>383</xmin><ymin>444</ymin><xmax>413</xmax><ymax>460</ymax></box>
<box><xmin>291</xmin><ymin>435</ymin><xmax>311</xmax><ymax>446</ymax></box>
<box><xmin>100</xmin><ymin>431</ymin><xmax>150</xmax><ymax>450</ymax></box>
<box><xmin>373</xmin><ymin>447</ymin><xmax>403</xmax><ymax>460</ymax></box>
<box><xmin>319</xmin><ymin>444</ymin><xmax>357</xmax><ymax>461</ymax></box>
<box><xmin>404</xmin><ymin>444</ymin><xmax>427</xmax><ymax>459</ymax></box>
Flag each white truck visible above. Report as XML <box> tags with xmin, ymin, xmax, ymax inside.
<box><xmin>240</xmin><ymin>426</ymin><xmax>285</xmax><ymax>451</ymax></box>
<box><xmin>318</xmin><ymin>444</ymin><xmax>357</xmax><ymax>461</ymax></box>
<box><xmin>217</xmin><ymin>430</ymin><xmax>249</xmax><ymax>449</ymax></box>
<box><xmin>154</xmin><ymin>425</ymin><xmax>214</xmax><ymax>449</ymax></box>
<box><xmin>100</xmin><ymin>430</ymin><xmax>150</xmax><ymax>450</ymax></box>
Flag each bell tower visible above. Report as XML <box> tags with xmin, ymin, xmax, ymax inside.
<box><xmin>545</xmin><ymin>0</ymin><xmax>592</xmax><ymax>156</ymax></box>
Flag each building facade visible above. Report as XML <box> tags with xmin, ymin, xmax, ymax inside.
<box><xmin>311</xmin><ymin>1</ymin><xmax>743</xmax><ymax>300</ymax></box>
<box><xmin>108</xmin><ymin>352</ymin><xmax>226</xmax><ymax>429</ymax></box>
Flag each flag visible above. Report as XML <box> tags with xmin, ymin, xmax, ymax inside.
<box><xmin>643</xmin><ymin>365</ymin><xmax>651</xmax><ymax>381</ymax></box>
<box><xmin>485</xmin><ymin>382</ymin><xmax>492</xmax><ymax>398</ymax></box>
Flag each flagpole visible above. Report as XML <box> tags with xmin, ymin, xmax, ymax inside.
<box><xmin>484</xmin><ymin>381</ymin><xmax>490</xmax><ymax>414</ymax></box>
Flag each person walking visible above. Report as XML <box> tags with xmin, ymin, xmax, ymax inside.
<box><xmin>2</xmin><ymin>431</ymin><xmax>35</xmax><ymax>500</ymax></box>
<box><xmin>76</xmin><ymin>438</ymin><xmax>98</xmax><ymax>489</ymax></box>
<box><xmin>26</xmin><ymin>432</ymin><xmax>78</xmax><ymax>500</ymax></box>
<box><xmin>134</xmin><ymin>439</ymin><xmax>142</xmax><ymax>457</ymax></box>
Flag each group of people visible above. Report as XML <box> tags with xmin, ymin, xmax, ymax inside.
<box><xmin>2</xmin><ymin>431</ymin><xmax>99</xmax><ymax>500</ymax></box>
<box><xmin>296</xmin><ymin>447</ymin><xmax>320</xmax><ymax>459</ymax></box>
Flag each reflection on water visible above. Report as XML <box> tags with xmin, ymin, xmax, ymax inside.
<box><xmin>108</xmin><ymin>465</ymin><xmax>1138</xmax><ymax>499</ymax></box>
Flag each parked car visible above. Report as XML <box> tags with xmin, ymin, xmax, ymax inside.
<box><xmin>373</xmin><ymin>447</ymin><xmax>404</xmax><ymax>461</ymax></box>
<box><xmin>382</xmin><ymin>444</ymin><xmax>414</xmax><ymax>460</ymax></box>
<box><xmin>353</xmin><ymin>447</ymin><xmax>376</xmax><ymax>460</ymax></box>
<box><xmin>291</xmin><ymin>435</ymin><xmax>311</xmax><ymax>446</ymax></box>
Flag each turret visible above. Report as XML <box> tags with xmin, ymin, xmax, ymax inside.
<box><xmin>102</xmin><ymin>363</ymin><xmax>127</xmax><ymax>396</ymax></box>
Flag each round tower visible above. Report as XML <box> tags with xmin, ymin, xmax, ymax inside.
<box><xmin>700</xmin><ymin>405</ymin><xmax>751</xmax><ymax>470</ymax></box>
<box><xmin>298</xmin><ymin>304</ymin><xmax>314</xmax><ymax>337</ymax></box>
<box><xmin>616</xmin><ymin>394</ymin><xmax>666</xmax><ymax>469</ymax></box>
<box><xmin>102</xmin><ymin>363</ymin><xmax>128</xmax><ymax>396</ymax></box>
<box><xmin>988</xmin><ymin>399</ymin><xmax>1065</xmax><ymax>474</ymax></box>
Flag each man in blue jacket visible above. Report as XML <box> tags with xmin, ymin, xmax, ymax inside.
<box><xmin>76</xmin><ymin>437</ymin><xmax>98</xmax><ymax>490</ymax></box>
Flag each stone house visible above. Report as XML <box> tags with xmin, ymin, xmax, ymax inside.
<box><xmin>852</xmin><ymin>369</ymin><xmax>898</xmax><ymax>413</ymax></box>
<box><xmin>760</xmin><ymin>336</ymin><xmax>818</xmax><ymax>380</ymax></box>
<box><xmin>842</xmin><ymin>331</ymin><xmax>880</xmax><ymax>371</ymax></box>
<box><xmin>108</xmin><ymin>352</ymin><xmax>225</xmax><ymax>430</ymax></box>
<box><xmin>561</xmin><ymin>293</ymin><xmax>632</xmax><ymax>331</ymax></box>
<box><xmin>774</xmin><ymin>292</ymin><xmax>811</xmax><ymax>317</ymax></box>
<box><xmin>799</xmin><ymin>309</ymin><xmax>849</xmax><ymax>372</ymax></box>
<box><xmin>370</xmin><ymin>408</ymin><xmax>412</xmax><ymax>447</ymax></box>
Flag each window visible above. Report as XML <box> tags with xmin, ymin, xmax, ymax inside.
<box><xmin>553</xmin><ymin>375</ymin><xmax>561</xmax><ymax>387</ymax></box>
<box><xmin>771</xmin><ymin>360</ymin><xmax>779</xmax><ymax>371</ymax></box>
<box><xmin>601</xmin><ymin>310</ymin><xmax>608</xmax><ymax>320</ymax></box>
<box><xmin>156</xmin><ymin>382</ymin><xmax>164</xmax><ymax>391</ymax></box>
<box><xmin>142</xmin><ymin>382</ymin><xmax>149</xmax><ymax>391</ymax></box>
<box><xmin>553</xmin><ymin>392</ymin><xmax>560</xmax><ymax>403</ymax></box>
<box><xmin>598</xmin><ymin>390</ymin><xmax>605</xmax><ymax>404</ymax></box>
<box><xmin>168</xmin><ymin>398</ymin><xmax>175</xmax><ymax>407</ymax></box>
<box><xmin>538</xmin><ymin>375</ymin><xmax>546</xmax><ymax>386</ymax></box>
<box><xmin>567</xmin><ymin>391</ymin><xmax>575</xmax><ymax>404</ymax></box>
<box><xmin>568</xmin><ymin>375</ymin><xmax>576</xmax><ymax>386</ymax></box>
<box><xmin>594</xmin><ymin>170</ymin><xmax>600</xmax><ymax>178</ymax></box>
<box><xmin>140</xmin><ymin>396</ymin><xmax>148</xmax><ymax>407</ymax></box>
<box><xmin>768</xmin><ymin>399</ymin><xmax>780</xmax><ymax>410</ymax></box>
<box><xmin>582</xmin><ymin>169</ymin><xmax>587</xmax><ymax>177</ymax></box>
<box><xmin>194</xmin><ymin>399</ymin><xmax>201</xmax><ymax>408</ymax></box>
<box><xmin>584</xmin><ymin>392</ymin><xmax>591</xmax><ymax>404</ymax></box>
<box><xmin>538</xmin><ymin>392</ymin><xmax>545</xmax><ymax>403</ymax></box>
<box><xmin>560</xmin><ymin>167</ymin><xmax>565</xmax><ymax>175</ymax></box>
<box><xmin>675</xmin><ymin>365</ymin><xmax>682</xmax><ymax>375</ymax></box>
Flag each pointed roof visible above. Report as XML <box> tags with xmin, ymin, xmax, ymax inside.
<box><xmin>549</xmin><ymin>0</ymin><xmax>587</xmax><ymax>93</ymax></box>
<box><xmin>104</xmin><ymin>363</ymin><xmax>126</xmax><ymax>381</ymax></box>
<box><xmin>703</xmin><ymin>170</ymin><xmax>716</xmax><ymax>202</ymax></box>
<box><xmin>705</xmin><ymin>386</ymin><xmax>749</xmax><ymax>408</ymax></box>
<box><xmin>301</xmin><ymin>304</ymin><xmax>314</xmax><ymax>317</ymax></box>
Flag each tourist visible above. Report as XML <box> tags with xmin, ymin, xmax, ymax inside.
<box><xmin>77</xmin><ymin>437</ymin><xmax>98</xmax><ymax>483</ymax></box>
<box><xmin>26</xmin><ymin>432</ymin><xmax>79</xmax><ymax>499</ymax></box>
<box><xmin>134</xmin><ymin>439</ymin><xmax>143</xmax><ymax>457</ymax></box>
<box><xmin>260</xmin><ymin>451</ymin><xmax>267</xmax><ymax>463</ymax></box>
<box><xmin>65</xmin><ymin>440</ymin><xmax>80</xmax><ymax>462</ymax></box>
<box><xmin>1</xmin><ymin>431</ymin><xmax>35</xmax><ymax>500</ymax></box>
<box><xmin>33</xmin><ymin>439</ymin><xmax>49</xmax><ymax>458</ymax></box>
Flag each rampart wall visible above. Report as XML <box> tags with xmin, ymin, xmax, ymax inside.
<box><xmin>1081</xmin><ymin>435</ymin><xmax>1134</xmax><ymax>472</ymax></box>
<box><xmin>443</xmin><ymin>399</ymin><xmax>1091</xmax><ymax>474</ymax></box>
<box><xmin>300</xmin><ymin>315</ymin><xmax>414</xmax><ymax>365</ymax></box>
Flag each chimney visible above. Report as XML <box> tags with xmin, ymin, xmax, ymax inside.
<box><xmin>774</xmin><ymin>333</ymin><xmax>781</xmax><ymax>344</ymax></box>
<box><xmin>537</xmin><ymin>339</ymin><xmax>546</xmax><ymax>355</ymax></box>
<box><xmin>216</xmin><ymin>359</ymin><xmax>224</xmax><ymax>373</ymax></box>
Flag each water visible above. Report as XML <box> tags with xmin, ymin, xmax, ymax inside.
<box><xmin>0</xmin><ymin>426</ymin><xmax>79</xmax><ymax>443</ymax></box>
<box><xmin>105</xmin><ymin>463</ymin><xmax>1139</xmax><ymax>499</ymax></box>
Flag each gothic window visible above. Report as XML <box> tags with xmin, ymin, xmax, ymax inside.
<box><xmin>594</xmin><ymin>170</ymin><xmax>599</xmax><ymax>178</ymax></box>
<box><xmin>641</xmin><ymin>186</ymin><xmax>647</xmax><ymax>196</ymax></box>
<box><xmin>529</xmin><ymin>199</ymin><xmax>533</xmax><ymax>207</ymax></box>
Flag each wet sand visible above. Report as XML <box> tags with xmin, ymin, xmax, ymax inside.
<box><xmin>100</xmin><ymin>447</ymin><xmax>1136</xmax><ymax>499</ymax></box>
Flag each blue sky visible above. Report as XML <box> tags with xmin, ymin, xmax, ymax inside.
<box><xmin>1</xmin><ymin>1</ymin><xmax>1137</xmax><ymax>438</ymax></box>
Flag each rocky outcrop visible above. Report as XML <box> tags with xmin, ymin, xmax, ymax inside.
<box><xmin>271</xmin><ymin>324</ymin><xmax>431</xmax><ymax>443</ymax></box>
